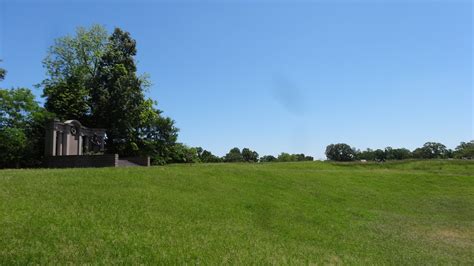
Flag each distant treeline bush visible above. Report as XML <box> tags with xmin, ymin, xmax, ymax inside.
<box><xmin>160</xmin><ymin>141</ymin><xmax>473</xmax><ymax>165</ymax></box>
<box><xmin>325</xmin><ymin>141</ymin><xmax>474</xmax><ymax>162</ymax></box>
<box><xmin>157</xmin><ymin>146</ymin><xmax>314</xmax><ymax>164</ymax></box>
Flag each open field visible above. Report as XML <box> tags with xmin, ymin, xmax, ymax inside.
<box><xmin>0</xmin><ymin>160</ymin><xmax>473</xmax><ymax>264</ymax></box>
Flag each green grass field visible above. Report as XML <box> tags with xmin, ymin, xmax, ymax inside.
<box><xmin>0</xmin><ymin>160</ymin><xmax>473</xmax><ymax>264</ymax></box>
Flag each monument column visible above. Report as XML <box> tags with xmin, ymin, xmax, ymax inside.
<box><xmin>50</xmin><ymin>130</ymin><xmax>57</xmax><ymax>156</ymax></box>
<box><xmin>62</xmin><ymin>129</ymin><xmax>68</xmax><ymax>155</ymax></box>
<box><xmin>78</xmin><ymin>134</ymin><xmax>83</xmax><ymax>155</ymax></box>
<box><xmin>56</xmin><ymin>131</ymin><xmax>62</xmax><ymax>156</ymax></box>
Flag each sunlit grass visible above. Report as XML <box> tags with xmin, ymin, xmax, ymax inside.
<box><xmin>0</xmin><ymin>160</ymin><xmax>473</xmax><ymax>264</ymax></box>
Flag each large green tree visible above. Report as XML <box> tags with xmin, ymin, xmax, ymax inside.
<box><xmin>224</xmin><ymin>147</ymin><xmax>244</xmax><ymax>162</ymax></box>
<box><xmin>90</xmin><ymin>28</ymin><xmax>148</xmax><ymax>154</ymax></box>
<box><xmin>325</xmin><ymin>143</ymin><xmax>356</xmax><ymax>161</ymax></box>
<box><xmin>413</xmin><ymin>142</ymin><xmax>448</xmax><ymax>159</ymax></box>
<box><xmin>242</xmin><ymin>148</ymin><xmax>259</xmax><ymax>162</ymax></box>
<box><xmin>0</xmin><ymin>87</ymin><xmax>51</xmax><ymax>168</ymax></box>
<box><xmin>454</xmin><ymin>141</ymin><xmax>474</xmax><ymax>159</ymax></box>
<box><xmin>41</xmin><ymin>25</ymin><xmax>108</xmax><ymax>121</ymax></box>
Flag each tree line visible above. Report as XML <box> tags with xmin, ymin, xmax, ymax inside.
<box><xmin>157</xmin><ymin>146</ymin><xmax>315</xmax><ymax>164</ymax></box>
<box><xmin>325</xmin><ymin>141</ymin><xmax>474</xmax><ymax>162</ymax></box>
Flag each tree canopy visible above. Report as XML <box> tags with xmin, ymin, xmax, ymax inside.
<box><xmin>325</xmin><ymin>143</ymin><xmax>356</xmax><ymax>161</ymax></box>
<box><xmin>0</xmin><ymin>87</ymin><xmax>52</xmax><ymax>168</ymax></box>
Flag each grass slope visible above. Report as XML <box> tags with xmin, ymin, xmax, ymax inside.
<box><xmin>0</xmin><ymin>160</ymin><xmax>473</xmax><ymax>264</ymax></box>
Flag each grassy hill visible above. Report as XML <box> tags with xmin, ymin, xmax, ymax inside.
<box><xmin>0</xmin><ymin>160</ymin><xmax>473</xmax><ymax>264</ymax></box>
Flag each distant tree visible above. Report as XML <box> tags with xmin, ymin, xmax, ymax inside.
<box><xmin>413</xmin><ymin>142</ymin><xmax>447</xmax><ymax>159</ymax></box>
<box><xmin>277</xmin><ymin>152</ymin><xmax>296</xmax><ymax>162</ymax></box>
<box><xmin>387</xmin><ymin>147</ymin><xmax>412</xmax><ymax>160</ymax></box>
<box><xmin>260</xmin><ymin>155</ymin><xmax>277</xmax><ymax>162</ymax></box>
<box><xmin>294</xmin><ymin>154</ymin><xmax>306</xmax><ymax>161</ymax></box>
<box><xmin>357</xmin><ymin>148</ymin><xmax>376</xmax><ymax>161</ymax></box>
<box><xmin>199</xmin><ymin>150</ymin><xmax>222</xmax><ymax>163</ymax></box>
<box><xmin>242</xmin><ymin>148</ymin><xmax>259</xmax><ymax>162</ymax></box>
<box><xmin>304</xmin><ymin>156</ymin><xmax>314</xmax><ymax>161</ymax></box>
<box><xmin>384</xmin><ymin>147</ymin><xmax>394</xmax><ymax>160</ymax></box>
<box><xmin>454</xmin><ymin>141</ymin><xmax>474</xmax><ymax>159</ymax></box>
<box><xmin>140</xmin><ymin>109</ymin><xmax>179</xmax><ymax>165</ymax></box>
<box><xmin>167</xmin><ymin>143</ymin><xmax>199</xmax><ymax>163</ymax></box>
<box><xmin>325</xmin><ymin>143</ymin><xmax>356</xmax><ymax>161</ymax></box>
<box><xmin>445</xmin><ymin>149</ymin><xmax>454</xmax><ymax>159</ymax></box>
<box><xmin>374</xmin><ymin>149</ymin><xmax>386</xmax><ymax>162</ymax></box>
<box><xmin>224</xmin><ymin>147</ymin><xmax>243</xmax><ymax>162</ymax></box>
<box><xmin>196</xmin><ymin>147</ymin><xmax>204</xmax><ymax>158</ymax></box>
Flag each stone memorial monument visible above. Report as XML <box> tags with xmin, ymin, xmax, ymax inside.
<box><xmin>43</xmin><ymin>119</ymin><xmax>150</xmax><ymax>168</ymax></box>
<box><xmin>44</xmin><ymin>119</ymin><xmax>106</xmax><ymax>156</ymax></box>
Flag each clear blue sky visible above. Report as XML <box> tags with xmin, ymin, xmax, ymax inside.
<box><xmin>0</xmin><ymin>0</ymin><xmax>472</xmax><ymax>159</ymax></box>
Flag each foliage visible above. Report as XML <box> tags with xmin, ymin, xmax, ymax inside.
<box><xmin>385</xmin><ymin>147</ymin><xmax>412</xmax><ymax>160</ymax></box>
<box><xmin>325</xmin><ymin>143</ymin><xmax>356</xmax><ymax>161</ymax></box>
<box><xmin>356</xmin><ymin>148</ymin><xmax>376</xmax><ymax>161</ymax></box>
<box><xmin>260</xmin><ymin>155</ymin><xmax>277</xmax><ymax>162</ymax></box>
<box><xmin>0</xmin><ymin>88</ymin><xmax>53</xmax><ymax>168</ymax></box>
<box><xmin>277</xmin><ymin>152</ymin><xmax>295</xmax><ymax>162</ymax></box>
<box><xmin>41</xmin><ymin>25</ymin><xmax>108</xmax><ymax>121</ymax></box>
<box><xmin>413</xmin><ymin>142</ymin><xmax>448</xmax><ymax>159</ymax></box>
<box><xmin>241</xmin><ymin>148</ymin><xmax>259</xmax><ymax>162</ymax></box>
<box><xmin>167</xmin><ymin>143</ymin><xmax>200</xmax><ymax>164</ymax></box>
<box><xmin>90</xmin><ymin>28</ymin><xmax>147</xmax><ymax>155</ymax></box>
<box><xmin>196</xmin><ymin>148</ymin><xmax>222</xmax><ymax>163</ymax></box>
<box><xmin>224</xmin><ymin>147</ymin><xmax>244</xmax><ymax>162</ymax></box>
<box><xmin>0</xmin><ymin>127</ymin><xmax>26</xmax><ymax>168</ymax></box>
<box><xmin>357</xmin><ymin>147</ymin><xmax>412</xmax><ymax>161</ymax></box>
<box><xmin>274</xmin><ymin>153</ymin><xmax>313</xmax><ymax>162</ymax></box>
<box><xmin>454</xmin><ymin>140</ymin><xmax>474</xmax><ymax>159</ymax></box>
<box><xmin>43</xmin><ymin>76</ymin><xmax>90</xmax><ymax>121</ymax></box>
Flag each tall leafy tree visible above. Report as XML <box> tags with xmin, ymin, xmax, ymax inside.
<box><xmin>454</xmin><ymin>141</ymin><xmax>474</xmax><ymax>159</ymax></box>
<box><xmin>41</xmin><ymin>25</ymin><xmax>108</xmax><ymax>121</ymax></box>
<box><xmin>413</xmin><ymin>142</ymin><xmax>448</xmax><ymax>159</ymax></box>
<box><xmin>242</xmin><ymin>148</ymin><xmax>259</xmax><ymax>162</ymax></box>
<box><xmin>91</xmin><ymin>28</ymin><xmax>149</xmax><ymax>154</ymax></box>
<box><xmin>325</xmin><ymin>143</ymin><xmax>356</xmax><ymax>161</ymax></box>
<box><xmin>224</xmin><ymin>147</ymin><xmax>244</xmax><ymax>162</ymax></box>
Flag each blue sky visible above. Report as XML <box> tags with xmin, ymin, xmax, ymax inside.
<box><xmin>0</xmin><ymin>0</ymin><xmax>472</xmax><ymax>158</ymax></box>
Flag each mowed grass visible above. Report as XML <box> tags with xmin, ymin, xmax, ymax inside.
<box><xmin>0</xmin><ymin>160</ymin><xmax>473</xmax><ymax>264</ymax></box>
